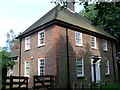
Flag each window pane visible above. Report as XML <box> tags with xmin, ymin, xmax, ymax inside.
<box><xmin>76</xmin><ymin>58</ymin><xmax>84</xmax><ymax>76</ymax></box>
<box><xmin>91</xmin><ymin>36</ymin><xmax>96</xmax><ymax>48</ymax></box>
<box><xmin>105</xmin><ymin>60</ymin><xmax>110</xmax><ymax>74</ymax></box>
<box><xmin>38</xmin><ymin>31</ymin><xmax>45</xmax><ymax>46</ymax></box>
<box><xmin>76</xmin><ymin>32</ymin><xmax>82</xmax><ymax>45</ymax></box>
<box><xmin>103</xmin><ymin>39</ymin><xmax>107</xmax><ymax>50</ymax></box>
<box><xmin>25</xmin><ymin>61</ymin><xmax>30</xmax><ymax>77</ymax></box>
<box><xmin>38</xmin><ymin>58</ymin><xmax>45</xmax><ymax>75</ymax></box>
<box><xmin>25</xmin><ymin>36</ymin><xmax>30</xmax><ymax>50</ymax></box>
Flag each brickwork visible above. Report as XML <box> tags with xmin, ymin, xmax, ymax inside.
<box><xmin>55</xmin><ymin>26</ymin><xmax>117</xmax><ymax>88</ymax></box>
<box><xmin>17</xmin><ymin>24</ymin><xmax>117</xmax><ymax>88</ymax></box>
<box><xmin>20</xmin><ymin>25</ymin><xmax>57</xmax><ymax>87</ymax></box>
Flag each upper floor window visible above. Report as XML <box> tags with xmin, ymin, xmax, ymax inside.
<box><xmin>76</xmin><ymin>58</ymin><xmax>84</xmax><ymax>77</ymax></box>
<box><xmin>25</xmin><ymin>36</ymin><xmax>30</xmax><ymax>50</ymax></box>
<box><xmin>105</xmin><ymin>60</ymin><xmax>110</xmax><ymax>75</ymax></box>
<box><xmin>103</xmin><ymin>39</ymin><xmax>108</xmax><ymax>51</ymax></box>
<box><xmin>38</xmin><ymin>58</ymin><xmax>45</xmax><ymax>75</ymax></box>
<box><xmin>75</xmin><ymin>32</ymin><xmax>82</xmax><ymax>46</ymax></box>
<box><xmin>91</xmin><ymin>36</ymin><xmax>97</xmax><ymax>49</ymax></box>
<box><xmin>24</xmin><ymin>60</ymin><xmax>30</xmax><ymax>77</ymax></box>
<box><xmin>38</xmin><ymin>30</ymin><xmax>45</xmax><ymax>46</ymax></box>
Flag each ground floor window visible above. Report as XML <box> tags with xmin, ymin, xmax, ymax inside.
<box><xmin>105</xmin><ymin>60</ymin><xmax>110</xmax><ymax>75</ymax></box>
<box><xmin>24</xmin><ymin>60</ymin><xmax>30</xmax><ymax>77</ymax></box>
<box><xmin>76</xmin><ymin>58</ymin><xmax>84</xmax><ymax>77</ymax></box>
<box><xmin>38</xmin><ymin>58</ymin><xmax>45</xmax><ymax>75</ymax></box>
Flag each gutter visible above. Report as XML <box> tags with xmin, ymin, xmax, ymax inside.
<box><xmin>19</xmin><ymin>38</ymin><xmax>22</xmax><ymax>77</ymax></box>
<box><xmin>16</xmin><ymin>19</ymin><xmax>116</xmax><ymax>41</ymax></box>
<box><xmin>111</xmin><ymin>42</ymin><xmax>116</xmax><ymax>82</ymax></box>
<box><xmin>66</xmin><ymin>27</ymin><xmax>70</xmax><ymax>88</ymax></box>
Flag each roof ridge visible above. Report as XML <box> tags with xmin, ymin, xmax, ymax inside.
<box><xmin>54</xmin><ymin>5</ymin><xmax>59</xmax><ymax>19</ymax></box>
<box><xmin>17</xmin><ymin>5</ymin><xmax>115</xmax><ymax>40</ymax></box>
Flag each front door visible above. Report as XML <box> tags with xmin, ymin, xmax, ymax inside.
<box><xmin>91</xmin><ymin>59</ymin><xmax>101</xmax><ymax>83</ymax></box>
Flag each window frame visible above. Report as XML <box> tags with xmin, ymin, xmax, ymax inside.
<box><xmin>75</xmin><ymin>32</ymin><xmax>83</xmax><ymax>46</ymax></box>
<box><xmin>103</xmin><ymin>39</ymin><xmax>108</xmax><ymax>51</ymax></box>
<box><xmin>38</xmin><ymin>58</ymin><xmax>45</xmax><ymax>76</ymax></box>
<box><xmin>24</xmin><ymin>60</ymin><xmax>30</xmax><ymax>77</ymax></box>
<box><xmin>25</xmin><ymin>36</ymin><xmax>30</xmax><ymax>50</ymax></box>
<box><xmin>76</xmin><ymin>58</ymin><xmax>84</xmax><ymax>77</ymax></box>
<box><xmin>38</xmin><ymin>30</ymin><xmax>45</xmax><ymax>47</ymax></box>
<box><xmin>91</xmin><ymin>36</ymin><xmax>97</xmax><ymax>49</ymax></box>
<box><xmin>105</xmin><ymin>60</ymin><xmax>110</xmax><ymax>75</ymax></box>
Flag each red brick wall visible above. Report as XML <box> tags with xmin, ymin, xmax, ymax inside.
<box><xmin>19</xmin><ymin>24</ymin><xmax>117</xmax><ymax>88</ymax></box>
<box><xmin>55</xmin><ymin>26</ymin><xmax>117</xmax><ymax>88</ymax></box>
<box><xmin>20</xmin><ymin>25</ymin><xmax>58</xmax><ymax>86</ymax></box>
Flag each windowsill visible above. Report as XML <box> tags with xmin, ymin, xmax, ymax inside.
<box><xmin>24</xmin><ymin>49</ymin><xmax>30</xmax><ymax>52</ymax></box>
<box><xmin>38</xmin><ymin>44</ymin><xmax>45</xmax><ymax>48</ymax></box>
<box><xmin>24</xmin><ymin>75</ymin><xmax>29</xmax><ymax>77</ymax></box>
<box><xmin>76</xmin><ymin>44</ymin><xmax>83</xmax><ymax>47</ymax></box>
<box><xmin>91</xmin><ymin>47</ymin><xmax>97</xmax><ymax>50</ymax></box>
<box><xmin>103</xmin><ymin>49</ymin><xmax>108</xmax><ymax>52</ymax></box>
<box><xmin>105</xmin><ymin>74</ymin><xmax>110</xmax><ymax>76</ymax></box>
<box><xmin>77</xmin><ymin>75</ymin><xmax>85</xmax><ymax>79</ymax></box>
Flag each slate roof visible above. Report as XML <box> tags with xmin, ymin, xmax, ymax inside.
<box><xmin>17</xmin><ymin>5</ymin><xmax>115</xmax><ymax>40</ymax></box>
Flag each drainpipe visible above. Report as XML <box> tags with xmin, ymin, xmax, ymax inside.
<box><xmin>19</xmin><ymin>38</ymin><xmax>22</xmax><ymax>77</ymax></box>
<box><xmin>111</xmin><ymin>42</ymin><xmax>116</xmax><ymax>82</ymax></box>
<box><xmin>66</xmin><ymin>28</ymin><xmax>70</xmax><ymax>88</ymax></box>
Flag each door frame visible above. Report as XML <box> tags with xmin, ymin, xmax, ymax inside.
<box><xmin>91</xmin><ymin>56</ymin><xmax>101</xmax><ymax>83</ymax></box>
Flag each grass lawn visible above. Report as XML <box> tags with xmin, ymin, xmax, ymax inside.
<box><xmin>101</xmin><ymin>83</ymin><xmax>120</xmax><ymax>89</ymax></box>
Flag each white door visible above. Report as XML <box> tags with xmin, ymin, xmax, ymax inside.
<box><xmin>91</xmin><ymin>59</ymin><xmax>101</xmax><ymax>83</ymax></box>
<box><xmin>96</xmin><ymin>60</ymin><xmax>101</xmax><ymax>82</ymax></box>
<box><xmin>91</xmin><ymin>59</ymin><xmax>94</xmax><ymax>82</ymax></box>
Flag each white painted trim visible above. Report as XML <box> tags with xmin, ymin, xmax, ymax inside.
<box><xmin>91</xmin><ymin>58</ymin><xmax>101</xmax><ymax>82</ymax></box>
<box><xmin>76</xmin><ymin>58</ymin><xmax>84</xmax><ymax>77</ymax></box>
<box><xmin>105</xmin><ymin>60</ymin><xmax>110</xmax><ymax>75</ymax></box>
<box><xmin>91</xmin><ymin>36</ymin><xmax>97</xmax><ymax>49</ymax></box>
<box><xmin>103</xmin><ymin>39</ymin><xmax>108</xmax><ymax>51</ymax></box>
<box><xmin>24</xmin><ymin>60</ymin><xmax>30</xmax><ymax>77</ymax></box>
<box><xmin>38</xmin><ymin>58</ymin><xmax>45</xmax><ymax>75</ymax></box>
<box><xmin>25</xmin><ymin>36</ymin><xmax>30</xmax><ymax>50</ymax></box>
<box><xmin>75</xmin><ymin>32</ymin><xmax>83</xmax><ymax>46</ymax></box>
<box><xmin>38</xmin><ymin>30</ymin><xmax>45</xmax><ymax>47</ymax></box>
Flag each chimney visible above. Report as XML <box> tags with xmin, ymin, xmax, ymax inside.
<box><xmin>66</xmin><ymin>0</ymin><xmax>75</xmax><ymax>11</ymax></box>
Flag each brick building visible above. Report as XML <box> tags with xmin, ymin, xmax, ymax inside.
<box><xmin>16</xmin><ymin>4</ymin><xmax>118</xmax><ymax>88</ymax></box>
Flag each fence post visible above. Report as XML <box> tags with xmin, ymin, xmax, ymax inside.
<box><xmin>81</xmin><ymin>83</ymin><xmax>83</xmax><ymax>90</ymax></box>
<box><xmin>26</xmin><ymin>77</ymin><xmax>28</xmax><ymax>89</ymax></box>
<box><xmin>10</xmin><ymin>75</ymin><xmax>13</xmax><ymax>89</ymax></box>
<box><xmin>33</xmin><ymin>76</ymin><xmax>35</xmax><ymax>89</ymax></box>
<box><xmin>98</xmin><ymin>84</ymin><xmax>101</xmax><ymax>90</ymax></box>
<box><xmin>89</xmin><ymin>84</ymin><xmax>92</xmax><ymax>90</ymax></box>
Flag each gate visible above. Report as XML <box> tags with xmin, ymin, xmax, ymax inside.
<box><xmin>2</xmin><ymin>75</ymin><xmax>29</xmax><ymax>89</ymax></box>
<box><xmin>33</xmin><ymin>75</ymin><xmax>55</xmax><ymax>89</ymax></box>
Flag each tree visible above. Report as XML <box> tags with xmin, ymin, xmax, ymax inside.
<box><xmin>53</xmin><ymin>1</ymin><xmax>120</xmax><ymax>53</ymax></box>
<box><xmin>6</xmin><ymin>29</ymin><xmax>19</xmax><ymax>52</ymax></box>
<box><xmin>0</xmin><ymin>48</ymin><xmax>15</xmax><ymax>86</ymax></box>
<box><xmin>80</xmin><ymin>4</ymin><xmax>97</xmax><ymax>23</ymax></box>
<box><xmin>0</xmin><ymin>47</ymin><xmax>15</xmax><ymax>88</ymax></box>
<box><xmin>80</xmin><ymin>2</ymin><xmax>120</xmax><ymax>52</ymax></box>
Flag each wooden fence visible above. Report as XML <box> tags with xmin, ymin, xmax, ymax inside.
<box><xmin>2</xmin><ymin>75</ymin><xmax>29</xmax><ymax>89</ymax></box>
<box><xmin>33</xmin><ymin>75</ymin><xmax>56</xmax><ymax>89</ymax></box>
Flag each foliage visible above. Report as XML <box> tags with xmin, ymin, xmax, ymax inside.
<box><xmin>53</xmin><ymin>1</ymin><xmax>120</xmax><ymax>52</ymax></box>
<box><xmin>80</xmin><ymin>2</ymin><xmax>120</xmax><ymax>52</ymax></box>
<box><xmin>80</xmin><ymin>4</ymin><xmax>97</xmax><ymax>23</ymax></box>
<box><xmin>101</xmin><ymin>83</ymin><xmax>120</xmax><ymax>89</ymax></box>
<box><xmin>6</xmin><ymin>29</ymin><xmax>19</xmax><ymax>52</ymax></box>
<box><xmin>0</xmin><ymin>48</ymin><xmax>15</xmax><ymax>68</ymax></box>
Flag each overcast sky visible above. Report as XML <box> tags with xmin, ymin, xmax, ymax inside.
<box><xmin>0</xmin><ymin>0</ymin><xmax>83</xmax><ymax>47</ymax></box>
